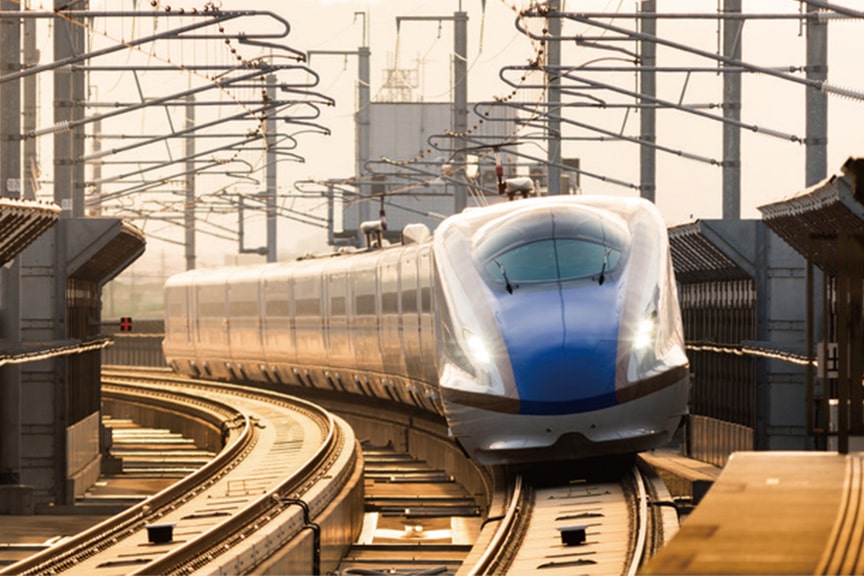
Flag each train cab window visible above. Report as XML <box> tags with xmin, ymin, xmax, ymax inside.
<box><xmin>477</xmin><ymin>210</ymin><xmax>628</xmax><ymax>287</ymax></box>
<box><xmin>484</xmin><ymin>238</ymin><xmax>621</xmax><ymax>284</ymax></box>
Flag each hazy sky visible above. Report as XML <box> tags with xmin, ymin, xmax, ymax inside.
<box><xmin>43</xmin><ymin>0</ymin><xmax>864</xmax><ymax>274</ymax></box>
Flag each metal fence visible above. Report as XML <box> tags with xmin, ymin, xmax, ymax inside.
<box><xmin>102</xmin><ymin>319</ymin><xmax>167</xmax><ymax>367</ymax></box>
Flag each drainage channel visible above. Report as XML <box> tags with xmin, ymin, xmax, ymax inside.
<box><xmin>337</xmin><ymin>442</ymin><xmax>483</xmax><ymax>575</ymax></box>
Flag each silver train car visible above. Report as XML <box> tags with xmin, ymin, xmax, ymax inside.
<box><xmin>163</xmin><ymin>195</ymin><xmax>689</xmax><ymax>464</ymax></box>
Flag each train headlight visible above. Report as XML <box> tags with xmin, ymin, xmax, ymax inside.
<box><xmin>463</xmin><ymin>328</ymin><xmax>491</xmax><ymax>365</ymax></box>
<box><xmin>633</xmin><ymin>313</ymin><xmax>657</xmax><ymax>351</ymax></box>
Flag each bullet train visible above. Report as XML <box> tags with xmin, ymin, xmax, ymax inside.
<box><xmin>162</xmin><ymin>195</ymin><xmax>690</xmax><ymax>465</ymax></box>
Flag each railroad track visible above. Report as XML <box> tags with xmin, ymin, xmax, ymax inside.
<box><xmin>0</xmin><ymin>369</ymin><xmax>362</xmax><ymax>576</ymax></box>
<box><xmin>2</xmin><ymin>367</ymin><xmax>676</xmax><ymax>575</ymax></box>
<box><xmin>460</xmin><ymin>459</ymin><xmax>671</xmax><ymax>576</ymax></box>
<box><xmin>267</xmin><ymin>381</ymin><xmax>674</xmax><ymax>575</ymax></box>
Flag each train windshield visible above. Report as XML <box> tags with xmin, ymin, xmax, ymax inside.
<box><xmin>484</xmin><ymin>238</ymin><xmax>621</xmax><ymax>284</ymax></box>
<box><xmin>476</xmin><ymin>208</ymin><xmax>628</xmax><ymax>286</ymax></box>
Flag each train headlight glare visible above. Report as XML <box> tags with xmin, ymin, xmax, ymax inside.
<box><xmin>633</xmin><ymin>317</ymin><xmax>656</xmax><ymax>351</ymax></box>
<box><xmin>463</xmin><ymin>329</ymin><xmax>491</xmax><ymax>365</ymax></box>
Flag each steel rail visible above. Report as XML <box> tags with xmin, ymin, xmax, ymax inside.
<box><xmin>128</xmin><ymin>377</ymin><xmax>346</xmax><ymax>576</ymax></box>
<box><xmin>627</xmin><ymin>465</ymin><xmax>651</xmax><ymax>576</ymax></box>
<box><xmin>3</xmin><ymin>370</ymin><xmax>351</xmax><ymax>576</ymax></box>
<box><xmin>464</xmin><ymin>474</ymin><xmax>526</xmax><ymax>576</ymax></box>
<box><xmin>0</xmin><ymin>381</ymin><xmax>251</xmax><ymax>576</ymax></box>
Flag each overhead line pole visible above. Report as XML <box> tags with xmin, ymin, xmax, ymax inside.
<box><xmin>22</xmin><ymin>3</ymin><xmax>36</xmax><ymax>200</ymax></box>
<box><xmin>454</xmin><ymin>9</ymin><xmax>468</xmax><ymax>211</ymax></box>
<box><xmin>266</xmin><ymin>73</ymin><xmax>277</xmax><ymax>262</ymax></box>
<box><xmin>723</xmin><ymin>0</ymin><xmax>742</xmax><ymax>220</ymax></box>
<box><xmin>185</xmin><ymin>93</ymin><xmax>196</xmax><ymax>271</ymax></box>
<box><xmin>639</xmin><ymin>0</ymin><xmax>656</xmax><ymax>203</ymax></box>
<box><xmin>547</xmin><ymin>0</ymin><xmax>561</xmax><ymax>196</ymax></box>
<box><xmin>806</xmin><ymin>1</ymin><xmax>827</xmax><ymax>186</ymax></box>
<box><xmin>358</xmin><ymin>42</ymin><xmax>371</xmax><ymax>226</ymax></box>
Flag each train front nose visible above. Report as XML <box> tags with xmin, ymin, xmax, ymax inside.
<box><xmin>498</xmin><ymin>283</ymin><xmax>620</xmax><ymax>415</ymax></box>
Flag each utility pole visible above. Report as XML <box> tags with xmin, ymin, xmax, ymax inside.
<box><xmin>185</xmin><ymin>93</ymin><xmax>196</xmax><ymax>270</ymax></box>
<box><xmin>547</xmin><ymin>0</ymin><xmax>561</xmax><ymax>196</ymax></box>
<box><xmin>266</xmin><ymin>73</ymin><xmax>277</xmax><ymax>262</ymax></box>
<box><xmin>1</xmin><ymin>5</ymin><xmax>21</xmax><ymax>198</ymax></box>
<box><xmin>22</xmin><ymin>2</ymin><xmax>37</xmax><ymax>200</ymax></box>
<box><xmin>91</xmin><ymin>117</ymin><xmax>101</xmax><ymax>216</ymax></box>
<box><xmin>639</xmin><ymin>0</ymin><xmax>656</xmax><ymax>203</ymax></box>
<box><xmin>806</xmin><ymin>2</ymin><xmax>827</xmax><ymax>186</ymax></box>
<box><xmin>54</xmin><ymin>1</ymin><xmax>85</xmax><ymax>217</ymax></box>
<box><xmin>358</xmin><ymin>43</ymin><xmax>371</xmax><ymax>225</ymax></box>
<box><xmin>453</xmin><ymin>9</ymin><xmax>468</xmax><ymax>212</ymax></box>
<box><xmin>722</xmin><ymin>0</ymin><xmax>742</xmax><ymax>220</ymax></box>
<box><xmin>0</xmin><ymin>0</ymin><xmax>22</xmax><ymax>488</ymax></box>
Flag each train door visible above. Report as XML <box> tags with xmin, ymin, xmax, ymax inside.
<box><xmin>195</xmin><ymin>270</ymin><xmax>230</xmax><ymax>379</ymax></box>
<box><xmin>262</xmin><ymin>266</ymin><xmax>296</xmax><ymax>370</ymax></box>
<box><xmin>293</xmin><ymin>261</ymin><xmax>325</xmax><ymax>370</ymax></box>
<box><xmin>379</xmin><ymin>248</ymin><xmax>406</xmax><ymax>376</ymax></box>
<box><xmin>227</xmin><ymin>268</ymin><xmax>264</xmax><ymax>379</ymax></box>
<box><xmin>400</xmin><ymin>247</ymin><xmax>423</xmax><ymax>381</ymax></box>
<box><xmin>163</xmin><ymin>275</ymin><xmax>196</xmax><ymax>371</ymax></box>
<box><xmin>418</xmin><ymin>245</ymin><xmax>438</xmax><ymax>385</ymax></box>
<box><xmin>350</xmin><ymin>256</ymin><xmax>382</xmax><ymax>374</ymax></box>
<box><xmin>326</xmin><ymin>265</ymin><xmax>353</xmax><ymax>368</ymax></box>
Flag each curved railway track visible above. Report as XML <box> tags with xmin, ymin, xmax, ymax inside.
<box><xmin>462</xmin><ymin>461</ymin><xmax>660</xmax><ymax>576</ymax></box>
<box><xmin>1</xmin><ymin>367</ymin><xmax>676</xmax><ymax>575</ymax></box>
<box><xmin>0</xmin><ymin>369</ymin><xmax>362</xmax><ymax>576</ymax></box>
<box><xmin>268</xmin><ymin>376</ymin><xmax>673</xmax><ymax>575</ymax></box>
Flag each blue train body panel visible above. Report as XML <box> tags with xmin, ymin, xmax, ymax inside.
<box><xmin>496</xmin><ymin>282</ymin><xmax>621</xmax><ymax>415</ymax></box>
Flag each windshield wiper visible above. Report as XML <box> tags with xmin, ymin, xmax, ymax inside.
<box><xmin>493</xmin><ymin>259</ymin><xmax>514</xmax><ymax>294</ymax></box>
<box><xmin>598</xmin><ymin>250</ymin><xmax>610</xmax><ymax>285</ymax></box>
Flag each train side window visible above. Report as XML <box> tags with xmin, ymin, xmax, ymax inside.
<box><xmin>198</xmin><ymin>301</ymin><xmax>225</xmax><ymax>317</ymax></box>
<box><xmin>418</xmin><ymin>248</ymin><xmax>433</xmax><ymax>313</ymax></box>
<box><xmin>331</xmin><ymin>296</ymin><xmax>346</xmax><ymax>316</ymax></box>
<box><xmin>355</xmin><ymin>294</ymin><xmax>376</xmax><ymax>315</ymax></box>
<box><xmin>382</xmin><ymin>292</ymin><xmax>399</xmax><ymax>314</ymax></box>
<box><xmin>266</xmin><ymin>299</ymin><xmax>290</xmax><ymax>316</ymax></box>
<box><xmin>420</xmin><ymin>287</ymin><xmax>432</xmax><ymax>313</ymax></box>
<box><xmin>401</xmin><ymin>288</ymin><xmax>417</xmax><ymax>313</ymax></box>
<box><xmin>230</xmin><ymin>300</ymin><xmax>258</xmax><ymax>317</ymax></box>
<box><xmin>295</xmin><ymin>298</ymin><xmax>321</xmax><ymax>316</ymax></box>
